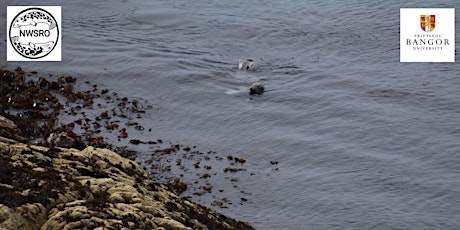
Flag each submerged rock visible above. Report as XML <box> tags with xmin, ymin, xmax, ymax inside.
<box><xmin>46</xmin><ymin>132</ymin><xmax>75</xmax><ymax>148</ymax></box>
<box><xmin>0</xmin><ymin>136</ymin><xmax>254</xmax><ymax>230</ymax></box>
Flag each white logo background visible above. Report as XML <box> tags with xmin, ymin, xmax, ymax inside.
<box><xmin>400</xmin><ymin>8</ymin><xmax>455</xmax><ymax>62</ymax></box>
<box><xmin>7</xmin><ymin>6</ymin><xmax>61</xmax><ymax>61</ymax></box>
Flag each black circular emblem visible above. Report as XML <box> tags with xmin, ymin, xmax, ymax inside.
<box><xmin>9</xmin><ymin>8</ymin><xmax>59</xmax><ymax>59</ymax></box>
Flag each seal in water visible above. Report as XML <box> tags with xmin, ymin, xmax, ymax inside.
<box><xmin>249</xmin><ymin>83</ymin><xmax>264</xmax><ymax>95</ymax></box>
<box><xmin>246</xmin><ymin>59</ymin><xmax>255</xmax><ymax>71</ymax></box>
<box><xmin>238</xmin><ymin>59</ymin><xmax>255</xmax><ymax>71</ymax></box>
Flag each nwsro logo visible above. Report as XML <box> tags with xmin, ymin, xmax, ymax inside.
<box><xmin>7</xmin><ymin>6</ymin><xmax>61</xmax><ymax>61</ymax></box>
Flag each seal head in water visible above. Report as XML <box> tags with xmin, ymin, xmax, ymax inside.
<box><xmin>249</xmin><ymin>83</ymin><xmax>264</xmax><ymax>95</ymax></box>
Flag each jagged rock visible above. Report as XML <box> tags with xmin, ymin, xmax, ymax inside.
<box><xmin>0</xmin><ymin>136</ymin><xmax>254</xmax><ymax>230</ymax></box>
<box><xmin>0</xmin><ymin>115</ymin><xmax>26</xmax><ymax>142</ymax></box>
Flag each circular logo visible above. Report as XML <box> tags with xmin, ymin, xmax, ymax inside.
<box><xmin>9</xmin><ymin>8</ymin><xmax>59</xmax><ymax>59</ymax></box>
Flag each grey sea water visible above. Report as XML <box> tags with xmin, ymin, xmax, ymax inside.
<box><xmin>1</xmin><ymin>0</ymin><xmax>459</xmax><ymax>229</ymax></box>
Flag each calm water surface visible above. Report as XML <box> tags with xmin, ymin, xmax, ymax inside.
<box><xmin>1</xmin><ymin>0</ymin><xmax>459</xmax><ymax>229</ymax></box>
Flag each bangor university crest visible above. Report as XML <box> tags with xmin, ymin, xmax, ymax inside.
<box><xmin>420</xmin><ymin>14</ymin><xmax>435</xmax><ymax>32</ymax></box>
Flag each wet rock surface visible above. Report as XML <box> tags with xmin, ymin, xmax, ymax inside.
<box><xmin>0</xmin><ymin>67</ymin><xmax>148</xmax><ymax>156</ymax></box>
<box><xmin>0</xmin><ymin>136</ymin><xmax>254</xmax><ymax>229</ymax></box>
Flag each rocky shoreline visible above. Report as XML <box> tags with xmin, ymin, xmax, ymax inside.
<box><xmin>0</xmin><ymin>135</ymin><xmax>254</xmax><ymax>229</ymax></box>
<box><xmin>0</xmin><ymin>67</ymin><xmax>254</xmax><ymax>229</ymax></box>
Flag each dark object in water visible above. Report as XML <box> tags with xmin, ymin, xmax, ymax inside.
<box><xmin>249</xmin><ymin>83</ymin><xmax>264</xmax><ymax>95</ymax></box>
